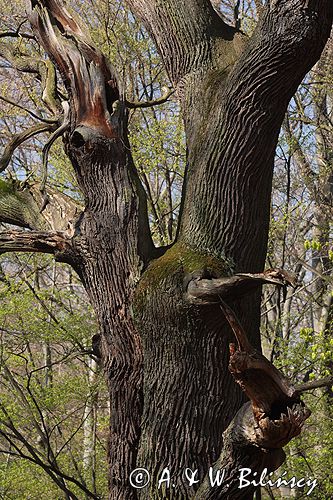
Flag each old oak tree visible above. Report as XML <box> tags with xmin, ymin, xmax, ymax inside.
<box><xmin>0</xmin><ymin>0</ymin><xmax>332</xmax><ymax>498</ymax></box>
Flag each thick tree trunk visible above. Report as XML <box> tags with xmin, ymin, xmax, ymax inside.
<box><xmin>64</xmin><ymin>126</ymin><xmax>152</xmax><ymax>499</ymax></box>
<box><xmin>133</xmin><ymin>246</ymin><xmax>262</xmax><ymax>498</ymax></box>
<box><xmin>126</xmin><ymin>1</ymin><xmax>333</xmax><ymax>498</ymax></box>
<box><xmin>27</xmin><ymin>4</ymin><xmax>155</xmax><ymax>498</ymax></box>
<box><xmin>0</xmin><ymin>1</ymin><xmax>329</xmax><ymax>499</ymax></box>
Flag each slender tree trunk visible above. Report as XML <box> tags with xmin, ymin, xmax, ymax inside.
<box><xmin>83</xmin><ymin>356</ymin><xmax>98</xmax><ymax>494</ymax></box>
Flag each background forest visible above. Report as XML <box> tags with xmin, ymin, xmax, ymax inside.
<box><xmin>0</xmin><ymin>0</ymin><xmax>332</xmax><ymax>498</ymax></box>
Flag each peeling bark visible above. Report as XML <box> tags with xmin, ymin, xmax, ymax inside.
<box><xmin>0</xmin><ymin>179</ymin><xmax>80</xmax><ymax>232</ymax></box>
<box><xmin>195</xmin><ymin>302</ymin><xmax>310</xmax><ymax>499</ymax></box>
<box><xmin>0</xmin><ymin>179</ymin><xmax>47</xmax><ymax>230</ymax></box>
<box><xmin>0</xmin><ymin>230</ymin><xmax>73</xmax><ymax>262</ymax></box>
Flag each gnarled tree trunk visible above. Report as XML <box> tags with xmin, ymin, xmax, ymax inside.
<box><xmin>0</xmin><ymin>0</ymin><xmax>332</xmax><ymax>499</ymax></box>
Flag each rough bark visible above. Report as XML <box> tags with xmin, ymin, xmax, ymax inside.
<box><xmin>27</xmin><ymin>2</ymin><xmax>157</xmax><ymax>498</ymax></box>
<box><xmin>0</xmin><ymin>0</ymin><xmax>331</xmax><ymax>499</ymax></box>
<box><xmin>126</xmin><ymin>1</ymin><xmax>333</xmax><ymax>498</ymax></box>
<box><xmin>0</xmin><ymin>230</ymin><xmax>71</xmax><ymax>257</ymax></box>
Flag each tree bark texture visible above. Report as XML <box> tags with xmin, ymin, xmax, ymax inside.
<box><xmin>0</xmin><ymin>0</ymin><xmax>331</xmax><ymax>499</ymax></box>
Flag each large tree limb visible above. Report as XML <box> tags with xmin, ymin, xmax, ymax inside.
<box><xmin>28</xmin><ymin>0</ymin><xmax>120</xmax><ymax>136</ymax></box>
<box><xmin>125</xmin><ymin>0</ymin><xmax>237</xmax><ymax>84</ymax></box>
<box><xmin>28</xmin><ymin>183</ymin><xmax>80</xmax><ymax>232</ymax></box>
<box><xmin>28</xmin><ymin>0</ymin><xmax>155</xmax><ymax>265</ymax></box>
<box><xmin>40</xmin><ymin>59</ymin><xmax>62</xmax><ymax>115</ymax></box>
<box><xmin>178</xmin><ymin>0</ymin><xmax>333</xmax><ymax>267</ymax></box>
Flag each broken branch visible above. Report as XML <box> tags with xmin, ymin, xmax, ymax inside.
<box><xmin>185</xmin><ymin>269</ymin><xmax>296</xmax><ymax>304</ymax></box>
<box><xmin>195</xmin><ymin>302</ymin><xmax>311</xmax><ymax>499</ymax></box>
<box><xmin>0</xmin><ymin>230</ymin><xmax>72</xmax><ymax>260</ymax></box>
<box><xmin>220</xmin><ymin>299</ymin><xmax>302</xmax><ymax>432</ymax></box>
<box><xmin>29</xmin><ymin>0</ymin><xmax>120</xmax><ymax>136</ymax></box>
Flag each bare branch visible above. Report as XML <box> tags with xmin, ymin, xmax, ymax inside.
<box><xmin>0</xmin><ymin>32</ymin><xmax>34</xmax><ymax>39</ymax></box>
<box><xmin>284</xmin><ymin>116</ymin><xmax>317</xmax><ymax>189</ymax></box>
<box><xmin>0</xmin><ymin>410</ymin><xmax>98</xmax><ymax>499</ymax></box>
<box><xmin>0</xmin><ymin>123</ymin><xmax>56</xmax><ymax>173</ymax></box>
<box><xmin>0</xmin><ymin>19</ymin><xmax>34</xmax><ymax>39</ymax></box>
<box><xmin>295</xmin><ymin>376</ymin><xmax>333</xmax><ymax>394</ymax></box>
<box><xmin>0</xmin><ymin>95</ymin><xmax>58</xmax><ymax>124</ymax></box>
<box><xmin>126</xmin><ymin>89</ymin><xmax>175</xmax><ymax>109</ymax></box>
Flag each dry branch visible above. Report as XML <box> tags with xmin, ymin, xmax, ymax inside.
<box><xmin>0</xmin><ymin>123</ymin><xmax>56</xmax><ymax>173</ymax></box>
<box><xmin>295</xmin><ymin>376</ymin><xmax>333</xmax><ymax>394</ymax></box>
<box><xmin>195</xmin><ymin>301</ymin><xmax>311</xmax><ymax>499</ymax></box>
<box><xmin>0</xmin><ymin>95</ymin><xmax>58</xmax><ymax>124</ymax></box>
<box><xmin>0</xmin><ymin>230</ymin><xmax>72</xmax><ymax>258</ymax></box>
<box><xmin>29</xmin><ymin>0</ymin><xmax>120</xmax><ymax>137</ymax></box>
<box><xmin>126</xmin><ymin>89</ymin><xmax>175</xmax><ymax>109</ymax></box>
<box><xmin>186</xmin><ymin>269</ymin><xmax>296</xmax><ymax>304</ymax></box>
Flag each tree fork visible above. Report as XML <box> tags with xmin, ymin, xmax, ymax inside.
<box><xmin>13</xmin><ymin>1</ymin><xmax>333</xmax><ymax>499</ymax></box>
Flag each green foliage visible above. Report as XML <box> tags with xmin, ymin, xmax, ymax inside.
<box><xmin>0</xmin><ymin>255</ymin><xmax>108</xmax><ymax>499</ymax></box>
<box><xmin>283</xmin><ymin>392</ymin><xmax>333</xmax><ymax>499</ymax></box>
